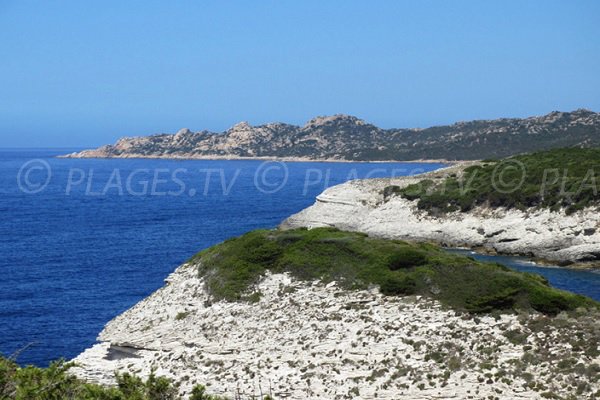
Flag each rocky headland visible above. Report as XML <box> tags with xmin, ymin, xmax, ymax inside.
<box><xmin>62</xmin><ymin>109</ymin><xmax>600</xmax><ymax>161</ymax></box>
<box><xmin>70</xmin><ymin>229</ymin><xmax>600</xmax><ymax>399</ymax></box>
<box><xmin>72</xmin><ymin>268</ymin><xmax>600</xmax><ymax>399</ymax></box>
<box><xmin>283</xmin><ymin>151</ymin><xmax>600</xmax><ymax>268</ymax></box>
<box><xmin>66</xmin><ymin>148</ymin><xmax>600</xmax><ymax>399</ymax></box>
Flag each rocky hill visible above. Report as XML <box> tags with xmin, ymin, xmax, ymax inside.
<box><xmin>71</xmin><ymin>228</ymin><xmax>599</xmax><ymax>399</ymax></box>
<box><xmin>282</xmin><ymin>150</ymin><xmax>600</xmax><ymax>267</ymax></box>
<box><xmin>63</xmin><ymin>109</ymin><xmax>600</xmax><ymax>161</ymax></box>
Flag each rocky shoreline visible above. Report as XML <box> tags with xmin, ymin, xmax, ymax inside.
<box><xmin>59</xmin><ymin>151</ymin><xmax>450</xmax><ymax>164</ymax></box>
<box><xmin>281</xmin><ymin>165</ymin><xmax>600</xmax><ymax>269</ymax></box>
<box><xmin>70</xmin><ymin>168</ymin><xmax>600</xmax><ymax>399</ymax></box>
<box><xmin>71</xmin><ymin>265</ymin><xmax>600</xmax><ymax>399</ymax></box>
<box><xmin>61</xmin><ymin>109</ymin><xmax>600</xmax><ymax>162</ymax></box>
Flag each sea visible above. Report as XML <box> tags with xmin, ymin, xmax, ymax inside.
<box><xmin>0</xmin><ymin>149</ymin><xmax>598</xmax><ymax>367</ymax></box>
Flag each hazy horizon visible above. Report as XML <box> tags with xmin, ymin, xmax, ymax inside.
<box><xmin>2</xmin><ymin>107</ymin><xmax>598</xmax><ymax>150</ymax></box>
<box><xmin>1</xmin><ymin>0</ymin><xmax>599</xmax><ymax>147</ymax></box>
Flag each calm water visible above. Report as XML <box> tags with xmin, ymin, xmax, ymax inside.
<box><xmin>0</xmin><ymin>149</ymin><xmax>598</xmax><ymax>367</ymax></box>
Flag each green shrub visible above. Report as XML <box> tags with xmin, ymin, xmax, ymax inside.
<box><xmin>387</xmin><ymin>248</ymin><xmax>428</xmax><ymax>270</ymax></box>
<box><xmin>175</xmin><ymin>311</ymin><xmax>190</xmax><ymax>321</ymax></box>
<box><xmin>0</xmin><ymin>355</ymin><xmax>223</xmax><ymax>400</ymax></box>
<box><xmin>398</xmin><ymin>148</ymin><xmax>600</xmax><ymax>214</ymax></box>
<box><xmin>380</xmin><ymin>275</ymin><xmax>417</xmax><ymax>296</ymax></box>
<box><xmin>0</xmin><ymin>357</ymin><xmax>17</xmax><ymax>398</ymax></box>
<box><xmin>382</xmin><ymin>185</ymin><xmax>402</xmax><ymax>200</ymax></box>
<box><xmin>190</xmin><ymin>384</ymin><xmax>229</xmax><ymax>400</ymax></box>
<box><xmin>189</xmin><ymin>227</ymin><xmax>598</xmax><ymax>314</ymax></box>
<box><xmin>465</xmin><ymin>288</ymin><xmax>520</xmax><ymax>313</ymax></box>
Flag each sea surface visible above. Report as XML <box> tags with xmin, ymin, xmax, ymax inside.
<box><xmin>0</xmin><ymin>149</ymin><xmax>598</xmax><ymax>367</ymax></box>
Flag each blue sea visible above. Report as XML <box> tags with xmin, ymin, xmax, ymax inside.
<box><xmin>0</xmin><ymin>149</ymin><xmax>599</xmax><ymax>367</ymax></box>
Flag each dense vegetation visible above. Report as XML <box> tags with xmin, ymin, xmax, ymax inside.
<box><xmin>0</xmin><ymin>355</ymin><xmax>234</xmax><ymax>400</ymax></box>
<box><xmin>392</xmin><ymin>148</ymin><xmax>600</xmax><ymax>214</ymax></box>
<box><xmin>190</xmin><ymin>227</ymin><xmax>597</xmax><ymax>314</ymax></box>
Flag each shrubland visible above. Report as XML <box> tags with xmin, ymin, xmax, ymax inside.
<box><xmin>190</xmin><ymin>227</ymin><xmax>597</xmax><ymax>314</ymax></box>
<box><xmin>391</xmin><ymin>148</ymin><xmax>600</xmax><ymax>214</ymax></box>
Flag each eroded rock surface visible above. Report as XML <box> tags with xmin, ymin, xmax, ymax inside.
<box><xmin>282</xmin><ymin>166</ymin><xmax>600</xmax><ymax>267</ymax></box>
<box><xmin>72</xmin><ymin>264</ymin><xmax>600</xmax><ymax>399</ymax></box>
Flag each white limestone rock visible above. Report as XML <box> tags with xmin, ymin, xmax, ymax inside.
<box><xmin>281</xmin><ymin>167</ymin><xmax>600</xmax><ymax>267</ymax></box>
<box><xmin>71</xmin><ymin>263</ymin><xmax>600</xmax><ymax>399</ymax></box>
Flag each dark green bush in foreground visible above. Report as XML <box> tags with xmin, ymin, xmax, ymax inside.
<box><xmin>190</xmin><ymin>227</ymin><xmax>597</xmax><ymax>314</ymax></box>
<box><xmin>393</xmin><ymin>147</ymin><xmax>600</xmax><ymax>214</ymax></box>
<box><xmin>0</xmin><ymin>356</ymin><xmax>227</xmax><ymax>400</ymax></box>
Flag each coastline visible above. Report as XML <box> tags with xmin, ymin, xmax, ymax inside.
<box><xmin>70</xmin><ymin>265</ymin><xmax>600</xmax><ymax>400</ymax></box>
<box><xmin>56</xmin><ymin>152</ymin><xmax>599</xmax><ymax>269</ymax></box>
<box><xmin>58</xmin><ymin>153</ymin><xmax>598</xmax><ymax>270</ymax></box>
<box><xmin>67</xmin><ymin>162</ymin><xmax>600</xmax><ymax>399</ymax></box>
<box><xmin>58</xmin><ymin>152</ymin><xmax>455</xmax><ymax>164</ymax></box>
<box><xmin>281</xmin><ymin>167</ymin><xmax>600</xmax><ymax>270</ymax></box>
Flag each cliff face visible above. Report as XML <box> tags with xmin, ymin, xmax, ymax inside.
<box><xmin>281</xmin><ymin>165</ymin><xmax>600</xmax><ymax>267</ymax></box>
<box><xmin>64</xmin><ymin>109</ymin><xmax>600</xmax><ymax>161</ymax></box>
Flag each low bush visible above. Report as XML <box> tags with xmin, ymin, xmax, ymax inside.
<box><xmin>387</xmin><ymin>248</ymin><xmax>428</xmax><ymax>270</ymax></box>
<box><xmin>189</xmin><ymin>227</ymin><xmax>598</xmax><ymax>314</ymax></box>
<box><xmin>395</xmin><ymin>148</ymin><xmax>600</xmax><ymax>214</ymax></box>
<box><xmin>0</xmin><ymin>356</ymin><xmax>228</xmax><ymax>400</ymax></box>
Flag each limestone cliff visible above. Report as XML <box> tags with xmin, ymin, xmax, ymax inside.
<box><xmin>281</xmin><ymin>165</ymin><xmax>600</xmax><ymax>267</ymax></box>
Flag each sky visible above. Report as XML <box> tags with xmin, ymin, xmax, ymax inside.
<box><xmin>0</xmin><ymin>0</ymin><xmax>599</xmax><ymax>148</ymax></box>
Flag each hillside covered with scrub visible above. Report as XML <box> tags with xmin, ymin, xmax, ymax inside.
<box><xmin>10</xmin><ymin>228</ymin><xmax>600</xmax><ymax>399</ymax></box>
<box><xmin>192</xmin><ymin>228</ymin><xmax>596</xmax><ymax>314</ymax></box>
<box><xmin>394</xmin><ymin>147</ymin><xmax>600</xmax><ymax>215</ymax></box>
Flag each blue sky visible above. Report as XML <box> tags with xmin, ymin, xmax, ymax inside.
<box><xmin>1</xmin><ymin>0</ymin><xmax>599</xmax><ymax>147</ymax></box>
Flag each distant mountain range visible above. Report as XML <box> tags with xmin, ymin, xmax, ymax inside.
<box><xmin>63</xmin><ymin>109</ymin><xmax>600</xmax><ymax>161</ymax></box>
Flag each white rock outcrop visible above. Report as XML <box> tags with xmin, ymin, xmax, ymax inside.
<box><xmin>72</xmin><ymin>262</ymin><xmax>600</xmax><ymax>399</ymax></box>
<box><xmin>281</xmin><ymin>167</ymin><xmax>600</xmax><ymax>267</ymax></box>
